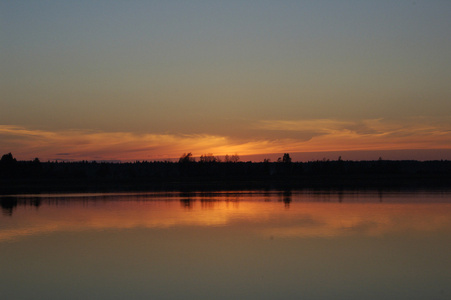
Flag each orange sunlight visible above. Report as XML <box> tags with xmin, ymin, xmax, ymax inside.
<box><xmin>1</xmin><ymin>117</ymin><xmax>451</xmax><ymax>161</ymax></box>
<box><xmin>2</xmin><ymin>194</ymin><xmax>451</xmax><ymax>242</ymax></box>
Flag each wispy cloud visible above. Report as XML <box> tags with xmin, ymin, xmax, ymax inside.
<box><xmin>1</xmin><ymin>116</ymin><xmax>451</xmax><ymax>161</ymax></box>
<box><xmin>253</xmin><ymin>117</ymin><xmax>451</xmax><ymax>151</ymax></box>
<box><xmin>0</xmin><ymin>125</ymin><xmax>281</xmax><ymax>161</ymax></box>
<box><xmin>256</xmin><ymin>117</ymin><xmax>451</xmax><ymax>135</ymax></box>
<box><xmin>255</xmin><ymin>119</ymin><xmax>356</xmax><ymax>134</ymax></box>
<box><xmin>0</xmin><ymin>126</ymin><xmax>228</xmax><ymax>161</ymax></box>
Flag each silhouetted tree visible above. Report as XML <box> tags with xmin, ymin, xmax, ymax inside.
<box><xmin>1</xmin><ymin>153</ymin><xmax>17</xmax><ymax>165</ymax></box>
<box><xmin>225</xmin><ymin>153</ymin><xmax>240</xmax><ymax>163</ymax></box>
<box><xmin>282</xmin><ymin>153</ymin><xmax>291</xmax><ymax>163</ymax></box>
<box><xmin>199</xmin><ymin>153</ymin><xmax>219</xmax><ymax>163</ymax></box>
<box><xmin>0</xmin><ymin>153</ymin><xmax>18</xmax><ymax>177</ymax></box>
<box><xmin>179</xmin><ymin>153</ymin><xmax>194</xmax><ymax>163</ymax></box>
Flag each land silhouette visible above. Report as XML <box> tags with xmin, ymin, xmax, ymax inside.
<box><xmin>1</xmin><ymin>152</ymin><xmax>451</xmax><ymax>194</ymax></box>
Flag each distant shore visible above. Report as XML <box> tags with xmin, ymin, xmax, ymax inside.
<box><xmin>1</xmin><ymin>159</ymin><xmax>451</xmax><ymax>194</ymax></box>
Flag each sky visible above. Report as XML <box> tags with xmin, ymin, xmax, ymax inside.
<box><xmin>1</xmin><ymin>0</ymin><xmax>451</xmax><ymax>161</ymax></box>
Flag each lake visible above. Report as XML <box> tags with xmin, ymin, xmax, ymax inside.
<box><xmin>1</xmin><ymin>190</ymin><xmax>450</xmax><ymax>299</ymax></box>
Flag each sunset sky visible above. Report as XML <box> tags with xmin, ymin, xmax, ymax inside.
<box><xmin>2</xmin><ymin>1</ymin><xmax>451</xmax><ymax>161</ymax></box>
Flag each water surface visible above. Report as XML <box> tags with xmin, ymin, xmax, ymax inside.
<box><xmin>1</xmin><ymin>190</ymin><xmax>450</xmax><ymax>299</ymax></box>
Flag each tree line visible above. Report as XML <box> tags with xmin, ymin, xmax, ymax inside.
<box><xmin>1</xmin><ymin>152</ymin><xmax>451</xmax><ymax>193</ymax></box>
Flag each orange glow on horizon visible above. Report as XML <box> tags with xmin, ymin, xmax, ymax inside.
<box><xmin>1</xmin><ymin>117</ymin><xmax>451</xmax><ymax>162</ymax></box>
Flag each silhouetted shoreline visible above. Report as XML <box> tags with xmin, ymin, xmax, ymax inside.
<box><xmin>1</xmin><ymin>154</ymin><xmax>451</xmax><ymax>194</ymax></box>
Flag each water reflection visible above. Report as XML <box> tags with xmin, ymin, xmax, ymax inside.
<box><xmin>180</xmin><ymin>197</ymin><xmax>193</xmax><ymax>209</ymax></box>
<box><xmin>3</xmin><ymin>189</ymin><xmax>451</xmax><ymax>217</ymax></box>
<box><xmin>282</xmin><ymin>190</ymin><xmax>292</xmax><ymax>207</ymax></box>
<box><xmin>1</xmin><ymin>196</ymin><xmax>41</xmax><ymax>216</ymax></box>
<box><xmin>0</xmin><ymin>191</ymin><xmax>450</xmax><ymax>300</ymax></box>
<box><xmin>1</xmin><ymin>197</ymin><xmax>17</xmax><ymax>216</ymax></box>
<box><xmin>1</xmin><ymin>190</ymin><xmax>451</xmax><ymax>241</ymax></box>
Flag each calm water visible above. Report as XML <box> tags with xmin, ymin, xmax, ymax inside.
<box><xmin>1</xmin><ymin>190</ymin><xmax>451</xmax><ymax>300</ymax></box>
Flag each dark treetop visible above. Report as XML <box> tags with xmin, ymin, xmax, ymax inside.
<box><xmin>1</xmin><ymin>153</ymin><xmax>451</xmax><ymax>194</ymax></box>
